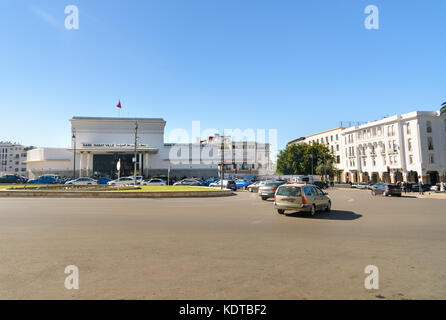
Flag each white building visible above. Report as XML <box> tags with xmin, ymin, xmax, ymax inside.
<box><xmin>26</xmin><ymin>117</ymin><xmax>271</xmax><ymax>179</ymax></box>
<box><xmin>26</xmin><ymin>148</ymin><xmax>74</xmax><ymax>178</ymax></box>
<box><xmin>0</xmin><ymin>142</ymin><xmax>34</xmax><ymax>176</ymax></box>
<box><xmin>288</xmin><ymin>107</ymin><xmax>446</xmax><ymax>184</ymax></box>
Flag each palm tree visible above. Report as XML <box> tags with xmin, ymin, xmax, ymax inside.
<box><xmin>441</xmin><ymin>101</ymin><xmax>446</xmax><ymax>115</ymax></box>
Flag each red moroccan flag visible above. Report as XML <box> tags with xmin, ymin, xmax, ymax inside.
<box><xmin>117</xmin><ymin>100</ymin><xmax>122</xmax><ymax>109</ymax></box>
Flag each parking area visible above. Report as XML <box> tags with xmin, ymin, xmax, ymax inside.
<box><xmin>0</xmin><ymin>188</ymin><xmax>446</xmax><ymax>299</ymax></box>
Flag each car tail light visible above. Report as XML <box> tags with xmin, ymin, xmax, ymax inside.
<box><xmin>302</xmin><ymin>196</ymin><xmax>307</xmax><ymax>204</ymax></box>
<box><xmin>271</xmin><ymin>187</ymin><xmax>276</xmax><ymax>191</ymax></box>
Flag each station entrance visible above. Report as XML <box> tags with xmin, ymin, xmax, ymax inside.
<box><xmin>93</xmin><ymin>154</ymin><xmax>135</xmax><ymax>178</ymax></box>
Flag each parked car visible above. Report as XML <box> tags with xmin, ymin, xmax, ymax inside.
<box><xmin>173</xmin><ymin>179</ymin><xmax>205</xmax><ymax>186</ymax></box>
<box><xmin>27</xmin><ymin>174</ymin><xmax>61</xmax><ymax>184</ymax></box>
<box><xmin>61</xmin><ymin>177</ymin><xmax>76</xmax><ymax>184</ymax></box>
<box><xmin>107</xmin><ymin>177</ymin><xmax>135</xmax><ymax>186</ymax></box>
<box><xmin>355</xmin><ymin>183</ymin><xmax>368</xmax><ymax>189</ymax></box>
<box><xmin>411</xmin><ymin>184</ymin><xmax>431</xmax><ymax>192</ymax></box>
<box><xmin>203</xmin><ymin>178</ymin><xmax>219</xmax><ymax>186</ymax></box>
<box><xmin>97</xmin><ymin>177</ymin><xmax>112</xmax><ymax>185</ymax></box>
<box><xmin>209</xmin><ymin>179</ymin><xmax>237</xmax><ymax>191</ymax></box>
<box><xmin>312</xmin><ymin>181</ymin><xmax>328</xmax><ymax>189</ymax></box>
<box><xmin>0</xmin><ymin>174</ymin><xmax>23</xmax><ymax>184</ymax></box>
<box><xmin>430</xmin><ymin>184</ymin><xmax>441</xmax><ymax>191</ymax></box>
<box><xmin>247</xmin><ymin>181</ymin><xmax>266</xmax><ymax>193</ymax></box>
<box><xmin>65</xmin><ymin>177</ymin><xmax>97</xmax><ymax>185</ymax></box>
<box><xmin>274</xmin><ymin>184</ymin><xmax>331</xmax><ymax>215</ymax></box>
<box><xmin>259</xmin><ymin>181</ymin><xmax>287</xmax><ymax>200</ymax></box>
<box><xmin>141</xmin><ymin>178</ymin><xmax>167</xmax><ymax>186</ymax></box>
<box><xmin>235</xmin><ymin>179</ymin><xmax>250</xmax><ymax>189</ymax></box>
<box><xmin>123</xmin><ymin>176</ymin><xmax>143</xmax><ymax>184</ymax></box>
<box><xmin>371</xmin><ymin>184</ymin><xmax>402</xmax><ymax>197</ymax></box>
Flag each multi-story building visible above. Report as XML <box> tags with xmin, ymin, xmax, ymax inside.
<box><xmin>200</xmin><ymin>134</ymin><xmax>271</xmax><ymax>176</ymax></box>
<box><xmin>0</xmin><ymin>141</ymin><xmax>34</xmax><ymax>176</ymax></box>
<box><xmin>287</xmin><ymin>107</ymin><xmax>446</xmax><ymax>184</ymax></box>
<box><xmin>287</xmin><ymin>128</ymin><xmax>344</xmax><ymax>181</ymax></box>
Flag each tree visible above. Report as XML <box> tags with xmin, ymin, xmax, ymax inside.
<box><xmin>276</xmin><ymin>142</ymin><xmax>335</xmax><ymax>176</ymax></box>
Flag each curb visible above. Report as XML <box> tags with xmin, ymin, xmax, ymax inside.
<box><xmin>0</xmin><ymin>190</ymin><xmax>234</xmax><ymax>199</ymax></box>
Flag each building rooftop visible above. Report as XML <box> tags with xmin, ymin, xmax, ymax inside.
<box><xmin>71</xmin><ymin>116</ymin><xmax>165</xmax><ymax>122</ymax></box>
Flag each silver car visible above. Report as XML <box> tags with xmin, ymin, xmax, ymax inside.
<box><xmin>259</xmin><ymin>181</ymin><xmax>286</xmax><ymax>200</ymax></box>
<box><xmin>274</xmin><ymin>184</ymin><xmax>331</xmax><ymax>215</ymax></box>
<box><xmin>247</xmin><ymin>181</ymin><xmax>265</xmax><ymax>192</ymax></box>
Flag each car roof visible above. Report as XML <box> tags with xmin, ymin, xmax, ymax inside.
<box><xmin>278</xmin><ymin>183</ymin><xmax>307</xmax><ymax>187</ymax></box>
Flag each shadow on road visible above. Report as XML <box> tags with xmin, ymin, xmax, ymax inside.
<box><xmin>286</xmin><ymin>210</ymin><xmax>362</xmax><ymax>221</ymax></box>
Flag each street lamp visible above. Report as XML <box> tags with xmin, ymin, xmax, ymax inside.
<box><xmin>72</xmin><ymin>129</ymin><xmax>76</xmax><ymax>178</ymax></box>
<box><xmin>309</xmin><ymin>153</ymin><xmax>314</xmax><ymax>182</ymax></box>
<box><xmin>133</xmin><ymin>121</ymin><xmax>139</xmax><ymax>186</ymax></box>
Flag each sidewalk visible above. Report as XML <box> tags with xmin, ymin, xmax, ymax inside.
<box><xmin>412</xmin><ymin>192</ymin><xmax>446</xmax><ymax>199</ymax></box>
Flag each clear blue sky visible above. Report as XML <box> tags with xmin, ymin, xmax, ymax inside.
<box><xmin>1</xmin><ymin>0</ymin><xmax>445</xmax><ymax>158</ymax></box>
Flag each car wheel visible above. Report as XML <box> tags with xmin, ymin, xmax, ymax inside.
<box><xmin>310</xmin><ymin>204</ymin><xmax>316</xmax><ymax>216</ymax></box>
<box><xmin>277</xmin><ymin>209</ymin><xmax>285</xmax><ymax>215</ymax></box>
<box><xmin>261</xmin><ymin>196</ymin><xmax>267</xmax><ymax>201</ymax></box>
<box><xmin>325</xmin><ymin>201</ymin><xmax>331</xmax><ymax>212</ymax></box>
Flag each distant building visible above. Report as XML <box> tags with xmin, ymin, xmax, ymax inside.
<box><xmin>25</xmin><ymin>117</ymin><xmax>271</xmax><ymax>179</ymax></box>
<box><xmin>0</xmin><ymin>141</ymin><xmax>34</xmax><ymax>176</ymax></box>
<box><xmin>287</xmin><ymin>108</ymin><xmax>446</xmax><ymax>184</ymax></box>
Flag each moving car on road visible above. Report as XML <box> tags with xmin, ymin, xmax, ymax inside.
<box><xmin>141</xmin><ymin>178</ymin><xmax>167</xmax><ymax>186</ymax></box>
<box><xmin>65</xmin><ymin>177</ymin><xmax>97</xmax><ymax>185</ymax></box>
<box><xmin>371</xmin><ymin>184</ymin><xmax>402</xmax><ymax>197</ymax></box>
<box><xmin>274</xmin><ymin>184</ymin><xmax>331</xmax><ymax>215</ymax></box>
<box><xmin>259</xmin><ymin>181</ymin><xmax>286</xmax><ymax>200</ymax></box>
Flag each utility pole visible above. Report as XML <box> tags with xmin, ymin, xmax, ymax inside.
<box><xmin>133</xmin><ymin>121</ymin><xmax>138</xmax><ymax>186</ymax></box>
<box><xmin>72</xmin><ymin>129</ymin><xmax>76</xmax><ymax>178</ymax></box>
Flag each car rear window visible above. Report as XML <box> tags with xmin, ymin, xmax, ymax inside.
<box><xmin>276</xmin><ymin>187</ymin><xmax>301</xmax><ymax>196</ymax></box>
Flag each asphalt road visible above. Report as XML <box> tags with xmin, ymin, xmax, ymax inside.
<box><xmin>1</xmin><ymin>188</ymin><xmax>445</xmax><ymax>300</ymax></box>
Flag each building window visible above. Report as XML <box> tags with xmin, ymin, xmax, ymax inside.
<box><xmin>408</xmin><ymin>139</ymin><xmax>412</xmax><ymax>151</ymax></box>
<box><xmin>336</xmin><ymin>145</ymin><xmax>339</xmax><ymax>151</ymax></box>
<box><xmin>372</xmin><ymin>158</ymin><xmax>376</xmax><ymax>166</ymax></box>
<box><xmin>427</xmin><ymin>121</ymin><xmax>432</xmax><ymax>133</ymax></box>
<box><xmin>429</xmin><ymin>154</ymin><xmax>435</xmax><ymax>164</ymax></box>
<box><xmin>407</xmin><ymin>123</ymin><xmax>411</xmax><ymax>135</ymax></box>
<box><xmin>427</xmin><ymin>137</ymin><xmax>434</xmax><ymax>150</ymax></box>
<box><xmin>409</xmin><ymin>155</ymin><xmax>413</xmax><ymax>164</ymax></box>
<box><xmin>336</xmin><ymin>155</ymin><xmax>340</xmax><ymax>164</ymax></box>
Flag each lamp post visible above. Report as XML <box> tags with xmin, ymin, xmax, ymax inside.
<box><xmin>72</xmin><ymin>129</ymin><xmax>76</xmax><ymax>178</ymax></box>
<box><xmin>133</xmin><ymin>121</ymin><xmax>138</xmax><ymax>186</ymax></box>
<box><xmin>220</xmin><ymin>140</ymin><xmax>225</xmax><ymax>190</ymax></box>
<box><xmin>310</xmin><ymin>153</ymin><xmax>314</xmax><ymax>182</ymax></box>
